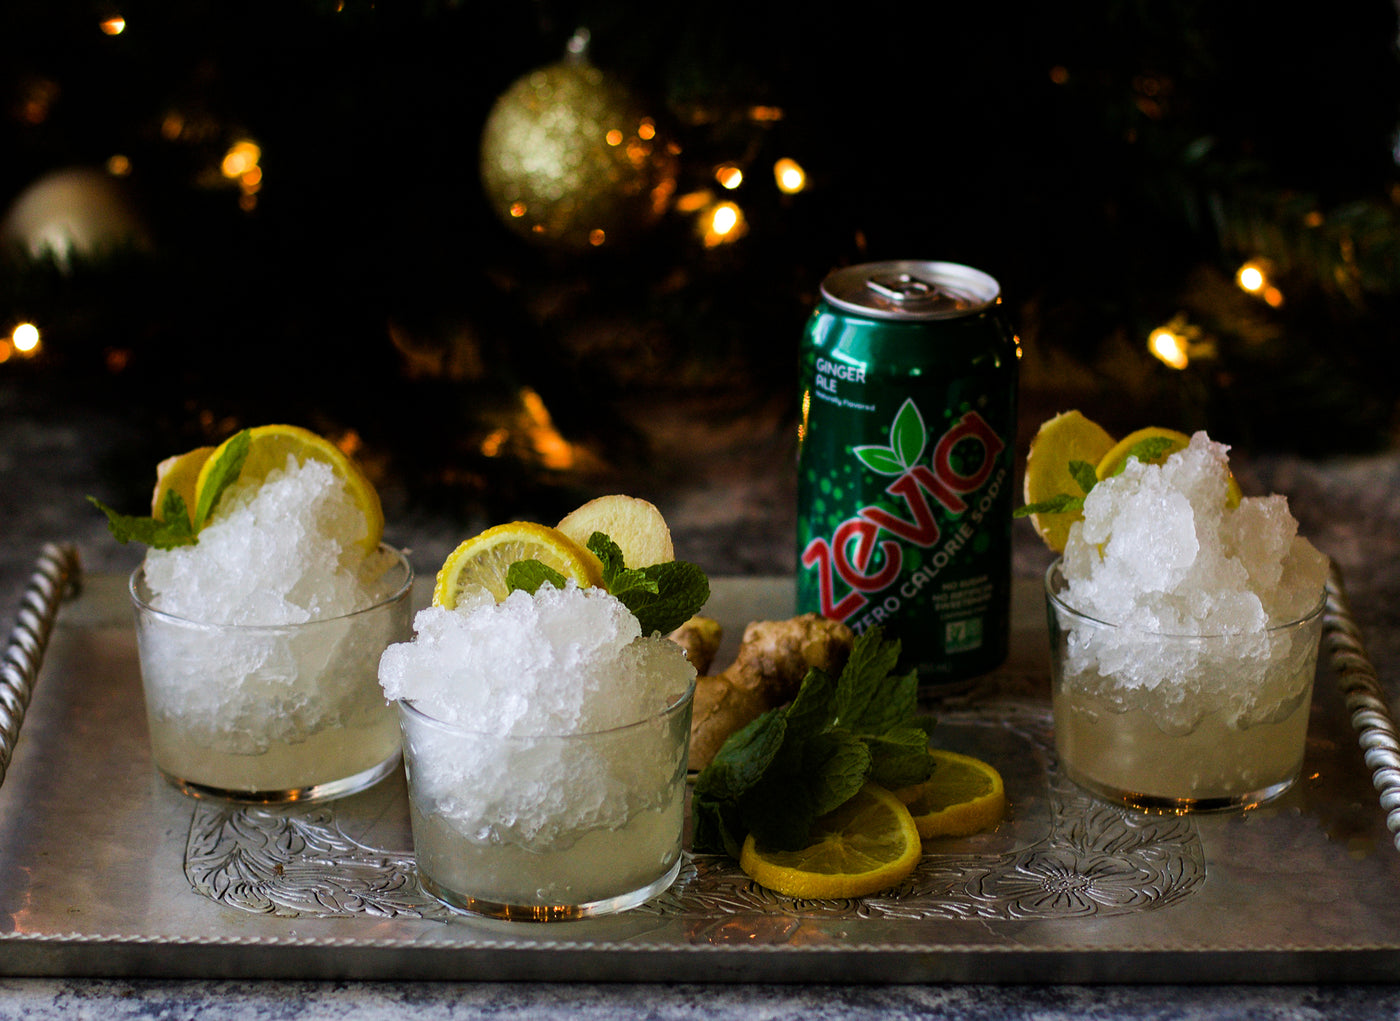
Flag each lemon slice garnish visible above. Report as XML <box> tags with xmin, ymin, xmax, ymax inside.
<box><xmin>433</xmin><ymin>521</ymin><xmax>604</xmax><ymax>607</ymax></box>
<box><xmin>894</xmin><ymin>749</ymin><xmax>1005</xmax><ymax>839</ymax></box>
<box><xmin>151</xmin><ymin>445</ymin><xmax>214</xmax><ymax>524</ymax></box>
<box><xmin>195</xmin><ymin>424</ymin><xmax>384</xmax><ymax>553</ymax></box>
<box><xmin>1096</xmin><ymin>426</ymin><xmax>1242</xmax><ymax>507</ymax></box>
<box><xmin>738</xmin><ymin>784</ymin><xmax>922</xmax><ymax>900</ymax></box>
<box><xmin>1022</xmin><ymin>410</ymin><xmax>1117</xmax><ymax>553</ymax></box>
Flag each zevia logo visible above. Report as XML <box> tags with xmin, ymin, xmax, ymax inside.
<box><xmin>801</xmin><ymin>398</ymin><xmax>1006</xmax><ymax>626</ymax></box>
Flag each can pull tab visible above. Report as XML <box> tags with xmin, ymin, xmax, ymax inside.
<box><xmin>866</xmin><ymin>273</ymin><xmax>973</xmax><ymax>312</ymax></box>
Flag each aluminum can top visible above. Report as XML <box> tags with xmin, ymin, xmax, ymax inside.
<box><xmin>819</xmin><ymin>260</ymin><xmax>1001</xmax><ymax>322</ymax></box>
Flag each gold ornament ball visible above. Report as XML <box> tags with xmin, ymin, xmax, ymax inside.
<box><xmin>1</xmin><ymin>167</ymin><xmax>151</xmax><ymax>271</ymax></box>
<box><xmin>480</xmin><ymin>60</ymin><xmax>678</xmax><ymax>251</ymax></box>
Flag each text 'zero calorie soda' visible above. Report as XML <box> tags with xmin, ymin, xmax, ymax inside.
<box><xmin>797</xmin><ymin>261</ymin><xmax>1020</xmax><ymax>689</ymax></box>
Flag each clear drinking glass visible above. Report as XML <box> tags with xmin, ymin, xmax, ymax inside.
<box><xmin>397</xmin><ymin>679</ymin><xmax>696</xmax><ymax>922</ymax></box>
<box><xmin>130</xmin><ymin>545</ymin><xmax>413</xmax><ymax>802</ymax></box>
<box><xmin>1045</xmin><ymin>560</ymin><xmax>1326</xmax><ymax>814</ymax></box>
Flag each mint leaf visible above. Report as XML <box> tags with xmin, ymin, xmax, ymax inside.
<box><xmin>1119</xmin><ymin>436</ymin><xmax>1178</xmax><ymax>471</ymax></box>
<box><xmin>89</xmin><ymin>496</ymin><xmax>197</xmax><ymax>550</ymax></box>
<box><xmin>586</xmin><ymin>532</ymin><xmax>709</xmax><ymax>635</ymax></box>
<box><xmin>89</xmin><ymin>429</ymin><xmax>252</xmax><ymax>550</ymax></box>
<box><xmin>1068</xmin><ymin>459</ymin><xmax>1099</xmax><ymax>496</ymax></box>
<box><xmin>830</xmin><ymin>625</ymin><xmax>905</xmax><ymax>732</ymax></box>
<box><xmin>506</xmin><ymin>560</ymin><xmax>568</xmax><ymax>594</ymax></box>
<box><xmin>740</xmin><ymin>729</ymin><xmax>870</xmax><ymax>849</ymax></box>
<box><xmin>192</xmin><ymin>430</ymin><xmax>249</xmax><ymax>528</ymax></box>
<box><xmin>1013</xmin><ymin>493</ymin><xmax>1084</xmax><ymax>518</ymax></box>
<box><xmin>866</xmin><ymin>726</ymin><xmax>938</xmax><ymax>790</ymax></box>
<box><xmin>692</xmin><ymin>627</ymin><xmax>933</xmax><ymax>854</ymax></box>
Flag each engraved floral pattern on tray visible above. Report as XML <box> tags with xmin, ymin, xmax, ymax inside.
<box><xmin>184</xmin><ymin>702</ymin><xmax>1206</xmax><ymax>924</ymax></box>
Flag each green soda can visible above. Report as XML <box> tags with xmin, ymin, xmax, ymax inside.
<box><xmin>796</xmin><ymin>260</ymin><xmax>1020</xmax><ymax>689</ymax></box>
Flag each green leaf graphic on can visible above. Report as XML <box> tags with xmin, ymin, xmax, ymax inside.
<box><xmin>852</xmin><ymin>398</ymin><xmax>926</xmax><ymax>476</ymax></box>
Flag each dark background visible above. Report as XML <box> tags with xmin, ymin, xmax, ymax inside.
<box><xmin>3</xmin><ymin>0</ymin><xmax>1398</xmax><ymax>538</ymax></box>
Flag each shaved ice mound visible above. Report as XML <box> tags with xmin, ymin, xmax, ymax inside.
<box><xmin>143</xmin><ymin>456</ymin><xmax>398</xmax><ymax>625</ymax></box>
<box><xmin>378</xmin><ymin>582</ymin><xmax>695</xmax><ymax>736</ymax></box>
<box><xmin>1055</xmin><ymin>432</ymin><xmax>1328</xmax><ymax>728</ymax></box>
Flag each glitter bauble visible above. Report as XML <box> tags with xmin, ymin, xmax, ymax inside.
<box><xmin>480</xmin><ymin>59</ymin><xmax>678</xmax><ymax>251</ymax></box>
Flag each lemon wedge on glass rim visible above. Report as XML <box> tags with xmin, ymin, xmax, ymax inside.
<box><xmin>433</xmin><ymin>521</ymin><xmax>604</xmax><ymax>607</ymax></box>
<box><xmin>194</xmin><ymin>424</ymin><xmax>385</xmax><ymax>554</ymax></box>
<box><xmin>738</xmin><ymin>784</ymin><xmax>922</xmax><ymax>900</ymax></box>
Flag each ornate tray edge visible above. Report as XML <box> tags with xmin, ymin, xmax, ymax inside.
<box><xmin>0</xmin><ymin>543</ymin><xmax>80</xmax><ymax>790</ymax></box>
<box><xmin>1324</xmin><ymin>562</ymin><xmax>1400</xmax><ymax>851</ymax></box>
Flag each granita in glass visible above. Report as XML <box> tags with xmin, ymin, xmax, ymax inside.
<box><xmin>1046</xmin><ymin>432</ymin><xmax>1329</xmax><ymax>813</ymax></box>
<box><xmin>379</xmin><ymin>581</ymin><xmax>696</xmax><ymax>921</ymax></box>
<box><xmin>125</xmin><ymin>428</ymin><xmax>412</xmax><ymax>802</ymax></box>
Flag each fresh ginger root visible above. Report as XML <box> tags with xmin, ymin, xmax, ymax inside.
<box><xmin>668</xmin><ymin>615</ymin><xmax>723</xmax><ymax>675</ymax></box>
<box><xmin>685</xmin><ymin>613</ymin><xmax>854</xmax><ymax>771</ymax></box>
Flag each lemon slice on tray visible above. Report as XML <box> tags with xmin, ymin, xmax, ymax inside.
<box><xmin>738</xmin><ymin>784</ymin><xmax>922</xmax><ymax>900</ymax></box>
<box><xmin>433</xmin><ymin>522</ymin><xmax>604</xmax><ymax>607</ymax></box>
<box><xmin>894</xmin><ymin>749</ymin><xmax>1005</xmax><ymax>839</ymax></box>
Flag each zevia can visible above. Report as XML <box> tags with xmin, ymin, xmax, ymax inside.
<box><xmin>796</xmin><ymin>260</ymin><xmax>1019</xmax><ymax>689</ymax></box>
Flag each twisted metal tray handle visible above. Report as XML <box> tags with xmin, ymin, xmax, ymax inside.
<box><xmin>1325</xmin><ymin>563</ymin><xmax>1400</xmax><ymax>851</ymax></box>
<box><xmin>0</xmin><ymin>543</ymin><xmax>81</xmax><ymax>788</ymax></box>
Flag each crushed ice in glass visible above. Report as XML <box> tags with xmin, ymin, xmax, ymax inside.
<box><xmin>378</xmin><ymin>582</ymin><xmax>696</xmax><ymax>845</ymax></box>
<box><xmin>379</xmin><ymin>582</ymin><xmax>694</xmax><ymax>734</ymax></box>
<box><xmin>143</xmin><ymin>456</ymin><xmax>396</xmax><ymax>624</ymax></box>
<box><xmin>1058</xmin><ymin>432</ymin><xmax>1329</xmax><ymax>713</ymax></box>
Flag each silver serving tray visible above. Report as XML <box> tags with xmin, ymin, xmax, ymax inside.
<box><xmin>1</xmin><ymin>544</ymin><xmax>1399</xmax><ymax>983</ymax></box>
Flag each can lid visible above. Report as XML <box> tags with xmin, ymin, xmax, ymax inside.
<box><xmin>820</xmin><ymin>261</ymin><xmax>1000</xmax><ymax>321</ymax></box>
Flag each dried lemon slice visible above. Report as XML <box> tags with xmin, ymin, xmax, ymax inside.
<box><xmin>738</xmin><ymin>784</ymin><xmax>921</xmax><ymax>900</ymax></box>
<box><xmin>194</xmin><ymin>424</ymin><xmax>385</xmax><ymax>553</ymax></box>
<box><xmin>433</xmin><ymin>521</ymin><xmax>603</xmax><ymax>607</ymax></box>
<box><xmin>894</xmin><ymin>749</ymin><xmax>1005</xmax><ymax>839</ymax></box>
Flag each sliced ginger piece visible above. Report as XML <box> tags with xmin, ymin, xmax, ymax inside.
<box><xmin>558</xmin><ymin>494</ymin><xmax>675</xmax><ymax>568</ymax></box>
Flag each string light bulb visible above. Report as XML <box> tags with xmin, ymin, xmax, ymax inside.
<box><xmin>1236</xmin><ymin>259</ymin><xmax>1284</xmax><ymax>307</ymax></box>
<box><xmin>715</xmin><ymin>165</ymin><xmax>743</xmax><ymax>190</ymax></box>
<box><xmin>1147</xmin><ymin>313</ymin><xmax>1213</xmax><ymax>370</ymax></box>
<box><xmin>773</xmin><ymin>158</ymin><xmax>806</xmax><ymax>194</ymax></box>
<box><xmin>12</xmin><ymin>323</ymin><xmax>41</xmax><ymax>357</ymax></box>
<box><xmin>701</xmin><ymin>201</ymin><xmax>746</xmax><ymax>247</ymax></box>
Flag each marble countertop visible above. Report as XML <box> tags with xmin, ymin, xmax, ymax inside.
<box><xmin>4</xmin><ymin>977</ymin><xmax>1400</xmax><ymax>1019</ymax></box>
<box><xmin>3</xmin><ymin>377</ymin><xmax>1399</xmax><ymax>1018</ymax></box>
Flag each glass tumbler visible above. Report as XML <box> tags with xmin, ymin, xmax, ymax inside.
<box><xmin>397</xmin><ymin>679</ymin><xmax>695</xmax><ymax>922</ymax></box>
<box><xmin>1045</xmin><ymin>561</ymin><xmax>1326</xmax><ymax>814</ymax></box>
<box><xmin>130</xmin><ymin>545</ymin><xmax>413</xmax><ymax>803</ymax></box>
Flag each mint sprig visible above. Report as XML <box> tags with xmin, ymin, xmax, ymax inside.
<box><xmin>505</xmin><ymin>530</ymin><xmax>709</xmax><ymax>637</ymax></box>
<box><xmin>691</xmin><ymin>627</ymin><xmax>933</xmax><ymax>858</ymax></box>
<box><xmin>90</xmin><ymin>430</ymin><xmax>250</xmax><ymax>548</ymax></box>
